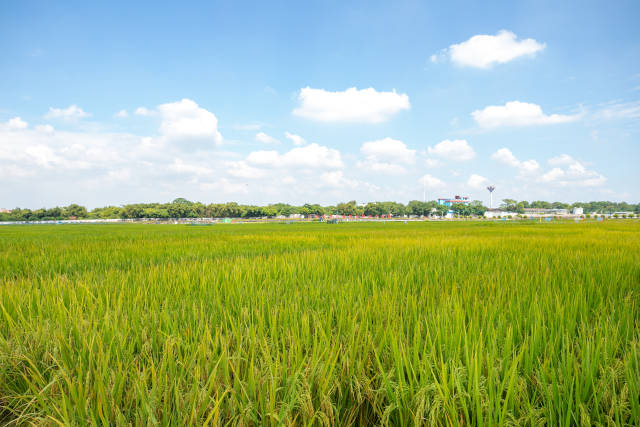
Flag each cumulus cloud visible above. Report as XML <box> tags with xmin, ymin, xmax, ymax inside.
<box><xmin>35</xmin><ymin>124</ymin><xmax>55</xmax><ymax>134</ymax></box>
<box><xmin>444</xmin><ymin>30</ymin><xmax>545</xmax><ymax>68</ymax></box>
<box><xmin>157</xmin><ymin>99</ymin><xmax>222</xmax><ymax>145</ymax></box>
<box><xmin>357</xmin><ymin>137</ymin><xmax>416</xmax><ymax>174</ymax></box>
<box><xmin>169</xmin><ymin>159</ymin><xmax>214</xmax><ymax>177</ymax></box>
<box><xmin>427</xmin><ymin>139</ymin><xmax>475</xmax><ymax>161</ymax></box>
<box><xmin>246</xmin><ymin>150</ymin><xmax>280</xmax><ymax>166</ymax></box>
<box><xmin>199</xmin><ymin>178</ymin><xmax>250</xmax><ymax>195</ymax></box>
<box><xmin>0</xmin><ymin>127</ymin><xmax>137</xmax><ymax>176</ymax></box>
<box><xmin>467</xmin><ymin>174</ymin><xmax>489</xmax><ymax>189</ymax></box>
<box><xmin>225</xmin><ymin>160</ymin><xmax>265</xmax><ymax>179</ymax></box>
<box><xmin>0</xmin><ymin>101</ymin><xmax>382</xmax><ymax>205</ymax></box>
<box><xmin>492</xmin><ymin>148</ymin><xmax>605</xmax><ymax>187</ymax></box>
<box><xmin>292</xmin><ymin>87</ymin><xmax>410</xmax><ymax>123</ymax></box>
<box><xmin>134</xmin><ymin>107</ymin><xmax>154</xmax><ymax>116</ymax></box>
<box><xmin>424</xmin><ymin>158</ymin><xmax>442</xmax><ymax>168</ymax></box>
<box><xmin>284</xmin><ymin>131</ymin><xmax>306</xmax><ymax>146</ymax></box>
<box><xmin>320</xmin><ymin>171</ymin><xmax>357</xmax><ymax>189</ymax></box>
<box><xmin>491</xmin><ymin>148</ymin><xmax>540</xmax><ymax>176</ymax></box>
<box><xmin>548</xmin><ymin>154</ymin><xmax>575</xmax><ymax>166</ymax></box>
<box><xmin>1</xmin><ymin>117</ymin><xmax>28</xmax><ymax>130</ymax></box>
<box><xmin>472</xmin><ymin>101</ymin><xmax>579</xmax><ymax>129</ymax></box>
<box><xmin>318</xmin><ymin>171</ymin><xmax>379</xmax><ymax>193</ymax></box>
<box><xmin>540</xmin><ymin>158</ymin><xmax>606</xmax><ymax>187</ymax></box>
<box><xmin>246</xmin><ymin>143</ymin><xmax>343</xmax><ymax>169</ymax></box>
<box><xmin>45</xmin><ymin>105</ymin><xmax>90</xmax><ymax>120</ymax></box>
<box><xmin>255</xmin><ymin>132</ymin><xmax>280</xmax><ymax>144</ymax></box>
<box><xmin>419</xmin><ymin>174</ymin><xmax>445</xmax><ymax>189</ymax></box>
<box><xmin>491</xmin><ymin>147</ymin><xmax>521</xmax><ymax>167</ymax></box>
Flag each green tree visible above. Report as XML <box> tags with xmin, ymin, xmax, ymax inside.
<box><xmin>65</xmin><ymin>204</ymin><xmax>88</xmax><ymax>218</ymax></box>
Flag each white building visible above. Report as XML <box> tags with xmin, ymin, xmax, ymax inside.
<box><xmin>572</xmin><ymin>207</ymin><xmax>584</xmax><ymax>215</ymax></box>
<box><xmin>484</xmin><ymin>209</ymin><xmax>516</xmax><ymax>218</ymax></box>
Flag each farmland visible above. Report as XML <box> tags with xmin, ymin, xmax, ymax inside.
<box><xmin>0</xmin><ymin>221</ymin><xmax>639</xmax><ymax>425</ymax></box>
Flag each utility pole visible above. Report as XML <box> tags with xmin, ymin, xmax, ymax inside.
<box><xmin>423</xmin><ymin>178</ymin><xmax>426</xmax><ymax>203</ymax></box>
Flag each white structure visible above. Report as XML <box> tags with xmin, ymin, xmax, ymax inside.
<box><xmin>523</xmin><ymin>208</ymin><xmax>569</xmax><ymax>216</ymax></box>
<box><xmin>486</xmin><ymin>186</ymin><xmax>495</xmax><ymax>209</ymax></box>
<box><xmin>572</xmin><ymin>207</ymin><xmax>584</xmax><ymax>215</ymax></box>
<box><xmin>484</xmin><ymin>209</ymin><xmax>516</xmax><ymax>218</ymax></box>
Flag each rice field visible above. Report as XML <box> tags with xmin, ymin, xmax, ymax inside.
<box><xmin>0</xmin><ymin>221</ymin><xmax>638</xmax><ymax>426</ymax></box>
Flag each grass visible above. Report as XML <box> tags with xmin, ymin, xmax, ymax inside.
<box><xmin>0</xmin><ymin>221</ymin><xmax>638</xmax><ymax>425</ymax></box>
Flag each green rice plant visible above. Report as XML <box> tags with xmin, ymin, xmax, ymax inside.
<box><xmin>0</xmin><ymin>221</ymin><xmax>638</xmax><ymax>425</ymax></box>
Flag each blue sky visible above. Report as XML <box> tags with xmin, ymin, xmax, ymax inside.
<box><xmin>1</xmin><ymin>0</ymin><xmax>639</xmax><ymax>208</ymax></box>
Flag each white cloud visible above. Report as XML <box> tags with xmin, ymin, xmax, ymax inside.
<box><xmin>419</xmin><ymin>174</ymin><xmax>445</xmax><ymax>189</ymax></box>
<box><xmin>157</xmin><ymin>99</ymin><xmax>222</xmax><ymax>145</ymax></box>
<box><xmin>1</xmin><ymin>117</ymin><xmax>28</xmax><ymax>130</ymax></box>
<box><xmin>115</xmin><ymin>109</ymin><xmax>129</xmax><ymax>118</ymax></box>
<box><xmin>284</xmin><ymin>131</ymin><xmax>306</xmax><ymax>146</ymax></box>
<box><xmin>493</xmin><ymin>148</ymin><xmax>606</xmax><ymax>187</ymax></box>
<box><xmin>540</xmin><ymin>168</ymin><xmax>564</xmax><ymax>183</ymax></box>
<box><xmin>246</xmin><ymin>143</ymin><xmax>343</xmax><ymax>169</ymax></box>
<box><xmin>427</xmin><ymin>139</ymin><xmax>475</xmax><ymax>161</ymax></box>
<box><xmin>169</xmin><ymin>159</ymin><xmax>214</xmax><ymax>177</ymax></box>
<box><xmin>593</xmin><ymin>101</ymin><xmax>640</xmax><ymax>121</ymax></box>
<box><xmin>281</xmin><ymin>143</ymin><xmax>343</xmax><ymax>169</ymax></box>
<box><xmin>424</xmin><ymin>158</ymin><xmax>442</xmax><ymax>168</ymax></box>
<box><xmin>447</xmin><ymin>30</ymin><xmax>545</xmax><ymax>68</ymax></box>
<box><xmin>233</xmin><ymin>123</ymin><xmax>262</xmax><ymax>131</ymax></box>
<box><xmin>358</xmin><ymin>137</ymin><xmax>416</xmax><ymax>174</ymax></box>
<box><xmin>199</xmin><ymin>178</ymin><xmax>249</xmax><ymax>194</ymax></box>
<box><xmin>319</xmin><ymin>171</ymin><xmax>379</xmax><ymax>193</ymax></box>
<box><xmin>255</xmin><ymin>132</ymin><xmax>280</xmax><ymax>144</ymax></box>
<box><xmin>292</xmin><ymin>87</ymin><xmax>410</xmax><ymax>123</ymax></box>
<box><xmin>548</xmin><ymin>154</ymin><xmax>575</xmax><ymax>166</ymax></box>
<box><xmin>467</xmin><ymin>174</ymin><xmax>489</xmax><ymax>189</ymax></box>
<box><xmin>246</xmin><ymin>150</ymin><xmax>281</xmax><ymax>166</ymax></box>
<box><xmin>1</xmin><ymin>103</ymin><xmax>371</xmax><ymax>205</ymax></box>
<box><xmin>519</xmin><ymin>159</ymin><xmax>541</xmax><ymax>175</ymax></box>
<box><xmin>320</xmin><ymin>170</ymin><xmax>357</xmax><ymax>189</ymax></box>
<box><xmin>540</xmin><ymin>161</ymin><xmax>606</xmax><ymax>187</ymax></box>
<box><xmin>0</xmin><ymin>127</ymin><xmax>136</xmax><ymax>175</ymax></box>
<box><xmin>472</xmin><ymin>101</ymin><xmax>579</xmax><ymax>129</ymax></box>
<box><xmin>225</xmin><ymin>161</ymin><xmax>265</xmax><ymax>179</ymax></box>
<box><xmin>361</xmin><ymin>138</ymin><xmax>416</xmax><ymax>164</ymax></box>
<box><xmin>491</xmin><ymin>148</ymin><xmax>539</xmax><ymax>176</ymax></box>
<box><xmin>134</xmin><ymin>107</ymin><xmax>154</xmax><ymax>116</ymax></box>
<box><xmin>45</xmin><ymin>105</ymin><xmax>90</xmax><ymax>120</ymax></box>
<box><xmin>491</xmin><ymin>147</ymin><xmax>520</xmax><ymax>167</ymax></box>
<box><xmin>35</xmin><ymin>124</ymin><xmax>55</xmax><ymax>133</ymax></box>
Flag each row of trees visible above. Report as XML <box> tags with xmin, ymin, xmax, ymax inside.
<box><xmin>1</xmin><ymin>198</ymin><xmax>639</xmax><ymax>221</ymax></box>
<box><xmin>500</xmin><ymin>199</ymin><xmax>639</xmax><ymax>214</ymax></box>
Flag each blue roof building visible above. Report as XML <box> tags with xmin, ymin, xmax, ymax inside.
<box><xmin>437</xmin><ymin>195</ymin><xmax>470</xmax><ymax>207</ymax></box>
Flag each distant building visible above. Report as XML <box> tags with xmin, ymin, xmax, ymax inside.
<box><xmin>523</xmin><ymin>208</ymin><xmax>569</xmax><ymax>216</ymax></box>
<box><xmin>572</xmin><ymin>207</ymin><xmax>584</xmax><ymax>215</ymax></box>
<box><xmin>437</xmin><ymin>195</ymin><xmax>470</xmax><ymax>207</ymax></box>
<box><xmin>484</xmin><ymin>209</ymin><xmax>516</xmax><ymax>218</ymax></box>
<box><xmin>612</xmin><ymin>211</ymin><xmax>635</xmax><ymax>217</ymax></box>
<box><xmin>0</xmin><ymin>208</ymin><xmax>11</xmax><ymax>214</ymax></box>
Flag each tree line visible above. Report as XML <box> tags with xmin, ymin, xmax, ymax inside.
<box><xmin>1</xmin><ymin>198</ymin><xmax>638</xmax><ymax>221</ymax></box>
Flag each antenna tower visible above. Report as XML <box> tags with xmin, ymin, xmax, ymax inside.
<box><xmin>486</xmin><ymin>185</ymin><xmax>496</xmax><ymax>209</ymax></box>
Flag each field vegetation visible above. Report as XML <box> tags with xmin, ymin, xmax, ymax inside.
<box><xmin>0</xmin><ymin>221</ymin><xmax>639</xmax><ymax>425</ymax></box>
